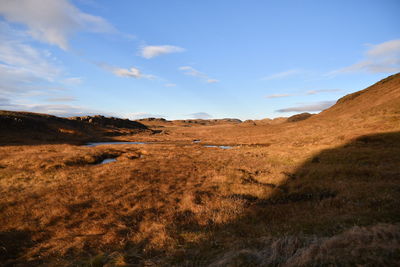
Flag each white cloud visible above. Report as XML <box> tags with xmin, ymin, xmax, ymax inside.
<box><xmin>0</xmin><ymin>101</ymin><xmax>107</xmax><ymax>117</ymax></box>
<box><xmin>140</xmin><ymin>45</ymin><xmax>185</xmax><ymax>59</ymax></box>
<box><xmin>46</xmin><ymin>96</ymin><xmax>76</xmax><ymax>102</ymax></box>
<box><xmin>113</xmin><ymin>67</ymin><xmax>155</xmax><ymax>79</ymax></box>
<box><xmin>265</xmin><ymin>93</ymin><xmax>293</xmax><ymax>99</ymax></box>
<box><xmin>329</xmin><ymin>39</ymin><xmax>400</xmax><ymax>75</ymax></box>
<box><xmin>262</xmin><ymin>69</ymin><xmax>301</xmax><ymax>80</ymax></box>
<box><xmin>264</xmin><ymin>89</ymin><xmax>341</xmax><ymax>99</ymax></box>
<box><xmin>188</xmin><ymin>112</ymin><xmax>212</xmax><ymax>119</ymax></box>
<box><xmin>367</xmin><ymin>39</ymin><xmax>400</xmax><ymax>58</ymax></box>
<box><xmin>97</xmin><ymin>63</ymin><xmax>155</xmax><ymax>79</ymax></box>
<box><xmin>179</xmin><ymin>66</ymin><xmax>206</xmax><ymax>78</ymax></box>
<box><xmin>123</xmin><ymin>112</ymin><xmax>166</xmax><ymax>120</ymax></box>
<box><xmin>206</xmin><ymin>79</ymin><xmax>219</xmax><ymax>84</ymax></box>
<box><xmin>0</xmin><ymin>0</ymin><xmax>114</xmax><ymax>50</ymax></box>
<box><xmin>0</xmin><ymin>22</ymin><xmax>64</xmax><ymax>97</ymax></box>
<box><xmin>179</xmin><ymin>66</ymin><xmax>219</xmax><ymax>83</ymax></box>
<box><xmin>113</xmin><ymin>67</ymin><xmax>142</xmax><ymax>78</ymax></box>
<box><xmin>0</xmin><ymin>97</ymin><xmax>11</xmax><ymax>106</ymax></box>
<box><xmin>306</xmin><ymin>89</ymin><xmax>341</xmax><ymax>95</ymax></box>
<box><xmin>63</xmin><ymin>77</ymin><xmax>82</xmax><ymax>85</ymax></box>
<box><xmin>165</xmin><ymin>83</ymin><xmax>177</xmax><ymax>87</ymax></box>
<box><xmin>276</xmin><ymin>101</ymin><xmax>335</xmax><ymax>113</ymax></box>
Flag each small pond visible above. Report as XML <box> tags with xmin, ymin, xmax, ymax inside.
<box><xmin>204</xmin><ymin>145</ymin><xmax>233</xmax><ymax>149</ymax></box>
<box><xmin>85</xmin><ymin>141</ymin><xmax>147</xmax><ymax>147</ymax></box>
<box><xmin>99</xmin><ymin>158</ymin><xmax>117</xmax><ymax>164</ymax></box>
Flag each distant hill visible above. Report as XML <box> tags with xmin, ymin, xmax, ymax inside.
<box><xmin>0</xmin><ymin>111</ymin><xmax>148</xmax><ymax>145</ymax></box>
<box><xmin>70</xmin><ymin>115</ymin><xmax>147</xmax><ymax>130</ymax></box>
<box><xmin>319</xmin><ymin>73</ymin><xmax>400</xmax><ymax>118</ymax></box>
<box><xmin>137</xmin><ymin>118</ymin><xmax>242</xmax><ymax>128</ymax></box>
<box><xmin>286</xmin><ymin>112</ymin><xmax>314</xmax><ymax>122</ymax></box>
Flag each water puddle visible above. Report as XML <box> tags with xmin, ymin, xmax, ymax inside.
<box><xmin>84</xmin><ymin>141</ymin><xmax>234</xmax><ymax>150</ymax></box>
<box><xmin>98</xmin><ymin>158</ymin><xmax>117</xmax><ymax>164</ymax></box>
<box><xmin>204</xmin><ymin>145</ymin><xmax>233</xmax><ymax>149</ymax></box>
<box><xmin>85</xmin><ymin>141</ymin><xmax>147</xmax><ymax>147</ymax></box>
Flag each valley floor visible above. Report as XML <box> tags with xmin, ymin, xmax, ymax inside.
<box><xmin>1</xmin><ymin>119</ymin><xmax>400</xmax><ymax>266</ymax></box>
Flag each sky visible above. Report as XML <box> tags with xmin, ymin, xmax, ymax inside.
<box><xmin>0</xmin><ymin>0</ymin><xmax>399</xmax><ymax>120</ymax></box>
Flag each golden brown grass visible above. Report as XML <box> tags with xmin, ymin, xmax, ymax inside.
<box><xmin>1</xmin><ymin>129</ymin><xmax>399</xmax><ymax>266</ymax></box>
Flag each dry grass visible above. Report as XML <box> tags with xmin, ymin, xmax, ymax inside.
<box><xmin>1</xmin><ymin>129</ymin><xmax>399</xmax><ymax>266</ymax></box>
<box><xmin>209</xmin><ymin>223</ymin><xmax>400</xmax><ymax>266</ymax></box>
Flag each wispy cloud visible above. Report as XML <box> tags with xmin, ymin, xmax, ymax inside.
<box><xmin>164</xmin><ymin>83</ymin><xmax>177</xmax><ymax>87</ymax></box>
<box><xmin>265</xmin><ymin>93</ymin><xmax>293</xmax><ymax>99</ymax></box>
<box><xmin>0</xmin><ymin>0</ymin><xmax>115</xmax><ymax>50</ymax></box>
<box><xmin>113</xmin><ymin>67</ymin><xmax>142</xmax><ymax>78</ymax></box>
<box><xmin>276</xmin><ymin>101</ymin><xmax>335</xmax><ymax>113</ymax></box>
<box><xmin>188</xmin><ymin>112</ymin><xmax>212</xmax><ymax>119</ymax></box>
<box><xmin>97</xmin><ymin>63</ymin><xmax>155</xmax><ymax>79</ymax></box>
<box><xmin>306</xmin><ymin>89</ymin><xmax>341</xmax><ymax>95</ymax></box>
<box><xmin>262</xmin><ymin>69</ymin><xmax>302</xmax><ymax>80</ymax></box>
<box><xmin>179</xmin><ymin>66</ymin><xmax>219</xmax><ymax>83</ymax></box>
<box><xmin>0</xmin><ymin>22</ymin><xmax>64</xmax><ymax>97</ymax></box>
<box><xmin>265</xmin><ymin>89</ymin><xmax>341</xmax><ymax>99</ymax></box>
<box><xmin>113</xmin><ymin>67</ymin><xmax>156</xmax><ymax>79</ymax></box>
<box><xmin>63</xmin><ymin>77</ymin><xmax>82</xmax><ymax>85</ymax></box>
<box><xmin>0</xmin><ymin>100</ymin><xmax>107</xmax><ymax>117</ymax></box>
<box><xmin>328</xmin><ymin>39</ymin><xmax>400</xmax><ymax>75</ymax></box>
<box><xmin>140</xmin><ymin>45</ymin><xmax>185</xmax><ymax>59</ymax></box>
<box><xmin>0</xmin><ymin>97</ymin><xmax>11</xmax><ymax>106</ymax></box>
<box><xmin>46</xmin><ymin>96</ymin><xmax>76</xmax><ymax>102</ymax></box>
<box><xmin>123</xmin><ymin>112</ymin><xmax>166</xmax><ymax>120</ymax></box>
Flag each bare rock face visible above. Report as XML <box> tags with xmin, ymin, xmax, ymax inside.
<box><xmin>69</xmin><ymin>115</ymin><xmax>147</xmax><ymax>129</ymax></box>
<box><xmin>287</xmin><ymin>112</ymin><xmax>314</xmax><ymax>122</ymax></box>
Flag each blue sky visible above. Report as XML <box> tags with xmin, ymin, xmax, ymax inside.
<box><xmin>0</xmin><ymin>0</ymin><xmax>399</xmax><ymax>120</ymax></box>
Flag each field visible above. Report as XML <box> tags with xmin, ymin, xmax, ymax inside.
<box><xmin>1</xmin><ymin>74</ymin><xmax>400</xmax><ymax>266</ymax></box>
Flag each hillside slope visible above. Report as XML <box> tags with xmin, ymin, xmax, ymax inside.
<box><xmin>318</xmin><ymin>73</ymin><xmax>400</xmax><ymax>119</ymax></box>
<box><xmin>0</xmin><ymin>111</ymin><xmax>149</xmax><ymax>145</ymax></box>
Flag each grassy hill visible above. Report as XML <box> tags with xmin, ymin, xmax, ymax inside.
<box><xmin>0</xmin><ymin>111</ymin><xmax>149</xmax><ymax>145</ymax></box>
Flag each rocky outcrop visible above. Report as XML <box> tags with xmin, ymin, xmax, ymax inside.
<box><xmin>287</xmin><ymin>112</ymin><xmax>314</xmax><ymax>122</ymax></box>
<box><xmin>175</xmin><ymin>118</ymin><xmax>242</xmax><ymax>125</ymax></box>
<box><xmin>0</xmin><ymin>111</ymin><xmax>149</xmax><ymax>144</ymax></box>
<box><xmin>138</xmin><ymin>117</ymin><xmax>168</xmax><ymax>122</ymax></box>
<box><xmin>69</xmin><ymin>115</ymin><xmax>147</xmax><ymax>130</ymax></box>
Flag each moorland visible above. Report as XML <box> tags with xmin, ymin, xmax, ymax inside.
<box><xmin>0</xmin><ymin>73</ymin><xmax>400</xmax><ymax>266</ymax></box>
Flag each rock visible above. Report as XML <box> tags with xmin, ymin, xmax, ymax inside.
<box><xmin>287</xmin><ymin>113</ymin><xmax>314</xmax><ymax>122</ymax></box>
<box><xmin>70</xmin><ymin>115</ymin><xmax>148</xmax><ymax>129</ymax></box>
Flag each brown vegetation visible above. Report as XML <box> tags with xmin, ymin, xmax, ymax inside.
<box><xmin>0</xmin><ymin>111</ymin><xmax>150</xmax><ymax>145</ymax></box>
<box><xmin>0</xmin><ymin>73</ymin><xmax>399</xmax><ymax>266</ymax></box>
<box><xmin>286</xmin><ymin>112</ymin><xmax>313</xmax><ymax>122</ymax></box>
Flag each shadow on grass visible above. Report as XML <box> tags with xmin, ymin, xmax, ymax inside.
<box><xmin>0</xmin><ymin>230</ymin><xmax>41</xmax><ymax>266</ymax></box>
<box><xmin>169</xmin><ymin>131</ymin><xmax>400</xmax><ymax>265</ymax></box>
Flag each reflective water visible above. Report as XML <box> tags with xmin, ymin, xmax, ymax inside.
<box><xmin>85</xmin><ymin>142</ymin><xmax>147</xmax><ymax>147</ymax></box>
<box><xmin>204</xmin><ymin>145</ymin><xmax>233</xmax><ymax>149</ymax></box>
<box><xmin>99</xmin><ymin>158</ymin><xmax>117</xmax><ymax>164</ymax></box>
